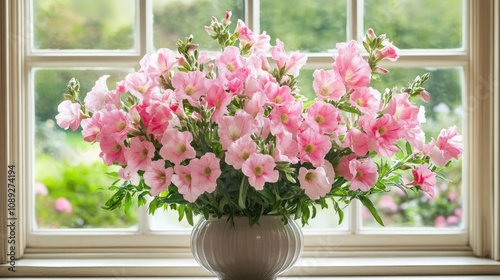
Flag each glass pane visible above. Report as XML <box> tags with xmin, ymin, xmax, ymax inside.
<box><xmin>153</xmin><ymin>0</ymin><xmax>244</xmax><ymax>51</ymax></box>
<box><xmin>261</xmin><ymin>0</ymin><xmax>347</xmax><ymax>52</ymax></box>
<box><xmin>34</xmin><ymin>69</ymin><xmax>138</xmax><ymax>229</ymax></box>
<box><xmin>363</xmin><ymin>0</ymin><xmax>463</xmax><ymax>49</ymax></box>
<box><xmin>362</xmin><ymin>68</ymin><xmax>464</xmax><ymax>228</ymax></box>
<box><xmin>33</xmin><ymin>0</ymin><xmax>135</xmax><ymax>50</ymax></box>
<box><xmin>149</xmin><ymin>210</ymin><xmax>193</xmax><ymax>231</ymax></box>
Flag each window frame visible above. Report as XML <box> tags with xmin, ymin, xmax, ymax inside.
<box><xmin>1</xmin><ymin>0</ymin><xmax>500</xmax><ymax>275</ymax></box>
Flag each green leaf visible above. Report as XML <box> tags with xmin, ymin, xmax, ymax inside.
<box><xmin>405</xmin><ymin>141</ymin><xmax>413</xmax><ymax>156</ymax></box>
<box><xmin>238</xmin><ymin>177</ymin><xmax>248</xmax><ymax>209</ymax></box>
<box><xmin>178</xmin><ymin>205</ymin><xmax>185</xmax><ymax>222</ymax></box>
<box><xmin>359</xmin><ymin>196</ymin><xmax>384</xmax><ymax>226</ymax></box>
<box><xmin>185</xmin><ymin>205</ymin><xmax>194</xmax><ymax>226</ymax></box>
<box><xmin>124</xmin><ymin>192</ymin><xmax>132</xmax><ymax>214</ymax></box>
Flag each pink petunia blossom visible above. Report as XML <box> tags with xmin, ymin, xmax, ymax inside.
<box><xmin>172</xmin><ymin>164</ymin><xmax>205</xmax><ymax>203</ymax></box>
<box><xmin>343</xmin><ymin>127</ymin><xmax>369</xmax><ymax>156</ymax></box>
<box><xmin>118</xmin><ymin>167</ymin><xmax>140</xmax><ymax>186</ymax></box>
<box><xmin>297</xmin><ymin>129</ymin><xmax>332</xmax><ymax>168</ymax></box>
<box><xmin>298</xmin><ymin>167</ymin><xmax>331</xmax><ymax>200</ymax></box>
<box><xmin>145</xmin><ymin>48</ymin><xmax>178</xmax><ymax>79</ymax></box>
<box><xmin>84</xmin><ymin>75</ymin><xmax>109</xmax><ymax>111</ymax></box>
<box><xmin>204</xmin><ymin>80</ymin><xmax>232</xmax><ymax>121</ymax></box>
<box><xmin>54</xmin><ymin>197</ymin><xmax>72</xmax><ymax>213</ymax></box>
<box><xmin>235</xmin><ymin>20</ymin><xmax>271</xmax><ymax>53</ymax></box>
<box><xmin>271</xmin><ymin>39</ymin><xmax>307</xmax><ymax>77</ymax></box>
<box><xmin>264</xmin><ymin>83</ymin><xmax>293</xmax><ymax>106</ymax></box>
<box><xmin>172</xmin><ymin>70</ymin><xmax>207</xmax><ymax>107</ymax></box>
<box><xmin>436</xmin><ymin>126</ymin><xmax>463</xmax><ymax>162</ymax></box>
<box><xmin>411</xmin><ymin>163</ymin><xmax>436</xmax><ymax>198</ymax></box>
<box><xmin>215</xmin><ymin>46</ymin><xmax>245</xmax><ymax>79</ymax></box>
<box><xmin>217</xmin><ymin>110</ymin><xmax>256</xmax><ymax>150</ymax></box>
<box><xmin>124</xmin><ymin>72</ymin><xmax>158</xmax><ymax>101</ymax></box>
<box><xmin>123</xmin><ymin>137</ymin><xmax>155</xmax><ymax>172</ymax></box>
<box><xmin>376</xmin><ymin>42</ymin><xmax>400</xmax><ymax>62</ymax></box>
<box><xmin>81</xmin><ymin>111</ymin><xmax>104</xmax><ymax>142</ymax></box>
<box><xmin>274</xmin><ymin>131</ymin><xmax>299</xmax><ymax>164</ymax></box>
<box><xmin>242</xmin><ymin>153</ymin><xmax>279</xmax><ymax>190</ymax></box>
<box><xmin>313</xmin><ymin>69</ymin><xmax>346</xmax><ymax>101</ymax></box>
<box><xmin>333</xmin><ymin>40</ymin><xmax>371</xmax><ymax>88</ymax></box>
<box><xmin>335</xmin><ymin>154</ymin><xmax>356</xmax><ymax>180</ymax></box>
<box><xmin>243</xmin><ymin>91</ymin><xmax>266</xmax><ymax>119</ymax></box>
<box><xmin>323</xmin><ymin>161</ymin><xmax>336</xmax><ymax>185</ymax></box>
<box><xmin>304</xmin><ymin>101</ymin><xmax>343</xmax><ymax>134</ymax></box>
<box><xmin>190</xmin><ymin>153</ymin><xmax>222</xmax><ymax>193</ymax></box>
<box><xmin>143</xmin><ymin>160</ymin><xmax>174</xmax><ymax>196</ymax></box>
<box><xmin>379</xmin><ymin>194</ymin><xmax>398</xmax><ymax>212</ymax></box>
<box><xmin>348</xmin><ymin>158</ymin><xmax>378</xmax><ymax>192</ymax></box>
<box><xmin>55</xmin><ymin>100</ymin><xmax>83</xmax><ymax>131</ymax></box>
<box><xmin>101</xmin><ymin>109</ymin><xmax>129</xmax><ymax>142</ymax></box>
<box><xmin>361</xmin><ymin>114</ymin><xmax>403</xmax><ymax>157</ymax></box>
<box><xmin>225</xmin><ymin>135</ymin><xmax>258</xmax><ymax>169</ymax></box>
<box><xmin>99</xmin><ymin>135</ymin><xmax>126</xmax><ymax>166</ymax></box>
<box><xmin>350</xmin><ymin>87</ymin><xmax>382</xmax><ymax>115</ymax></box>
<box><xmin>139</xmin><ymin>102</ymin><xmax>173</xmax><ymax>136</ymax></box>
<box><xmin>159</xmin><ymin>129</ymin><xmax>196</xmax><ymax>165</ymax></box>
<box><xmin>434</xmin><ymin>215</ymin><xmax>447</xmax><ymax>228</ymax></box>
<box><xmin>269</xmin><ymin>102</ymin><xmax>303</xmax><ymax>135</ymax></box>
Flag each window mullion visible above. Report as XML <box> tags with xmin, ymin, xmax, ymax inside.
<box><xmin>347</xmin><ymin>0</ymin><xmax>358</xmax><ymax>41</ymax></box>
<box><xmin>246</xmin><ymin>0</ymin><xmax>259</xmax><ymax>34</ymax></box>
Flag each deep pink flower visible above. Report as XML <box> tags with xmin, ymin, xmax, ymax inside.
<box><xmin>160</xmin><ymin>129</ymin><xmax>196</xmax><ymax>165</ymax></box>
<box><xmin>84</xmin><ymin>75</ymin><xmax>109</xmax><ymax>111</ymax></box>
<box><xmin>298</xmin><ymin>167</ymin><xmax>331</xmax><ymax>200</ymax></box>
<box><xmin>55</xmin><ymin>100</ymin><xmax>83</xmax><ymax>131</ymax></box>
<box><xmin>123</xmin><ymin>137</ymin><xmax>155</xmax><ymax>172</ymax></box>
<box><xmin>172</xmin><ymin>70</ymin><xmax>207</xmax><ymax>107</ymax></box>
<box><xmin>190</xmin><ymin>153</ymin><xmax>222</xmax><ymax>193</ymax></box>
<box><xmin>298</xmin><ymin>129</ymin><xmax>332</xmax><ymax>168</ymax></box>
<box><xmin>333</xmin><ymin>40</ymin><xmax>371</xmax><ymax>88</ymax></box>
<box><xmin>269</xmin><ymin>102</ymin><xmax>303</xmax><ymax>135</ymax></box>
<box><xmin>217</xmin><ymin>110</ymin><xmax>256</xmax><ymax>150</ymax></box>
<box><xmin>99</xmin><ymin>136</ymin><xmax>126</xmax><ymax>166</ymax></box>
<box><xmin>242</xmin><ymin>153</ymin><xmax>279</xmax><ymax>190</ymax></box>
<box><xmin>172</xmin><ymin>164</ymin><xmax>205</xmax><ymax>203</ymax></box>
<box><xmin>350</xmin><ymin>87</ymin><xmax>381</xmax><ymax>114</ymax></box>
<box><xmin>139</xmin><ymin>102</ymin><xmax>173</xmax><ymax>136</ymax></box>
<box><xmin>225</xmin><ymin>135</ymin><xmax>258</xmax><ymax>169</ymax></box>
<box><xmin>304</xmin><ymin>101</ymin><xmax>343</xmax><ymax>134</ymax></box>
<box><xmin>348</xmin><ymin>158</ymin><xmax>378</xmax><ymax>191</ymax></box>
<box><xmin>313</xmin><ymin>69</ymin><xmax>346</xmax><ymax>101</ymax></box>
<box><xmin>143</xmin><ymin>160</ymin><xmax>174</xmax><ymax>196</ymax></box>
<box><xmin>54</xmin><ymin>197</ymin><xmax>72</xmax><ymax>213</ymax></box>
<box><xmin>411</xmin><ymin>164</ymin><xmax>436</xmax><ymax>198</ymax></box>
<box><xmin>376</xmin><ymin>42</ymin><xmax>400</xmax><ymax>62</ymax></box>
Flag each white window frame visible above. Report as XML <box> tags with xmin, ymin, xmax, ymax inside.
<box><xmin>1</xmin><ymin>0</ymin><xmax>500</xmax><ymax>276</ymax></box>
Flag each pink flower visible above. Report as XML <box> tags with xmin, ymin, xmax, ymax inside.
<box><xmin>55</xmin><ymin>100</ymin><xmax>83</xmax><ymax>131</ymax></box>
<box><xmin>343</xmin><ymin>127</ymin><xmax>369</xmax><ymax>156</ymax></box>
<box><xmin>172</xmin><ymin>164</ymin><xmax>204</xmax><ymax>203</ymax></box>
<box><xmin>264</xmin><ymin>83</ymin><xmax>293</xmax><ymax>106</ymax></box>
<box><xmin>243</xmin><ymin>91</ymin><xmax>266</xmax><ymax>119</ymax></box>
<box><xmin>118</xmin><ymin>167</ymin><xmax>140</xmax><ymax>186</ymax></box>
<box><xmin>335</xmin><ymin>154</ymin><xmax>356</xmax><ymax>180</ymax></box>
<box><xmin>139</xmin><ymin>102</ymin><xmax>173</xmax><ymax>136</ymax></box>
<box><xmin>350</xmin><ymin>87</ymin><xmax>382</xmax><ymax>114</ymax></box>
<box><xmin>361</xmin><ymin>114</ymin><xmax>403</xmax><ymax>157</ymax></box>
<box><xmin>101</xmin><ymin>109</ymin><xmax>128</xmax><ymax>141</ymax></box>
<box><xmin>275</xmin><ymin>132</ymin><xmax>299</xmax><ymax>164</ymax></box>
<box><xmin>99</xmin><ymin>135</ymin><xmax>126</xmax><ymax>166</ymax></box>
<box><xmin>242</xmin><ymin>153</ymin><xmax>279</xmax><ymax>190</ymax></box>
<box><xmin>271</xmin><ymin>39</ymin><xmax>307</xmax><ymax>76</ymax></box>
<box><xmin>81</xmin><ymin>111</ymin><xmax>104</xmax><ymax>142</ymax></box>
<box><xmin>123</xmin><ymin>137</ymin><xmax>155</xmax><ymax>172</ymax></box>
<box><xmin>160</xmin><ymin>129</ymin><xmax>196</xmax><ymax>165</ymax></box>
<box><xmin>376</xmin><ymin>42</ymin><xmax>400</xmax><ymax>62</ymax></box>
<box><xmin>84</xmin><ymin>75</ymin><xmax>109</xmax><ymax>111</ymax></box>
<box><xmin>436</xmin><ymin>126</ymin><xmax>463</xmax><ymax>161</ymax></box>
<box><xmin>146</xmin><ymin>48</ymin><xmax>177</xmax><ymax>79</ymax></box>
<box><xmin>54</xmin><ymin>197</ymin><xmax>72</xmax><ymax>213</ymax></box>
<box><xmin>124</xmin><ymin>72</ymin><xmax>158</xmax><ymax>100</ymax></box>
<box><xmin>269</xmin><ymin>102</ymin><xmax>303</xmax><ymax>135</ymax></box>
<box><xmin>143</xmin><ymin>160</ymin><xmax>174</xmax><ymax>196</ymax></box>
<box><xmin>348</xmin><ymin>158</ymin><xmax>378</xmax><ymax>191</ymax></box>
<box><xmin>379</xmin><ymin>195</ymin><xmax>398</xmax><ymax>212</ymax></box>
<box><xmin>298</xmin><ymin>129</ymin><xmax>332</xmax><ymax>168</ymax></box>
<box><xmin>333</xmin><ymin>40</ymin><xmax>371</xmax><ymax>88</ymax></box>
<box><xmin>417</xmin><ymin>90</ymin><xmax>431</xmax><ymax>103</ymax></box>
<box><xmin>313</xmin><ymin>69</ymin><xmax>346</xmax><ymax>101</ymax></box>
<box><xmin>217</xmin><ymin>111</ymin><xmax>255</xmax><ymax>150</ymax></box>
<box><xmin>225</xmin><ymin>135</ymin><xmax>258</xmax><ymax>169</ymax></box>
<box><xmin>298</xmin><ymin>167</ymin><xmax>331</xmax><ymax>200</ymax></box>
<box><xmin>434</xmin><ymin>215</ymin><xmax>447</xmax><ymax>228</ymax></box>
<box><xmin>216</xmin><ymin>46</ymin><xmax>245</xmax><ymax>79</ymax></box>
<box><xmin>204</xmin><ymin>80</ymin><xmax>232</xmax><ymax>121</ymax></box>
<box><xmin>235</xmin><ymin>19</ymin><xmax>254</xmax><ymax>43</ymax></box>
<box><xmin>35</xmin><ymin>182</ymin><xmax>48</xmax><ymax>196</ymax></box>
<box><xmin>172</xmin><ymin>70</ymin><xmax>207</xmax><ymax>107</ymax></box>
<box><xmin>411</xmin><ymin>164</ymin><xmax>436</xmax><ymax>198</ymax></box>
<box><xmin>190</xmin><ymin>153</ymin><xmax>222</xmax><ymax>193</ymax></box>
<box><xmin>304</xmin><ymin>101</ymin><xmax>343</xmax><ymax>134</ymax></box>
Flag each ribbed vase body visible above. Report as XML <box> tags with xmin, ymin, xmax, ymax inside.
<box><xmin>191</xmin><ymin>215</ymin><xmax>303</xmax><ymax>280</ymax></box>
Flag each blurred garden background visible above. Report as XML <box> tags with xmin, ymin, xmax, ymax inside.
<box><xmin>34</xmin><ymin>0</ymin><xmax>463</xmax><ymax>229</ymax></box>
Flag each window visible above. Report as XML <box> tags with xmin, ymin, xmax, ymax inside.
<box><xmin>2</xmin><ymin>0</ymin><xmax>500</xmax><ymax>276</ymax></box>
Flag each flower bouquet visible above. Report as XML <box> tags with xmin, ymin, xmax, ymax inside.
<box><xmin>56</xmin><ymin>12</ymin><xmax>462</xmax><ymax>228</ymax></box>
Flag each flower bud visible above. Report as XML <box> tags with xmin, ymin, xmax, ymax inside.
<box><xmin>367</xmin><ymin>28</ymin><xmax>376</xmax><ymax>40</ymax></box>
<box><xmin>376</xmin><ymin>42</ymin><xmax>399</xmax><ymax>62</ymax></box>
<box><xmin>417</xmin><ymin>90</ymin><xmax>430</xmax><ymax>103</ymax></box>
<box><xmin>375</xmin><ymin>66</ymin><xmax>389</xmax><ymax>74</ymax></box>
<box><xmin>223</xmin><ymin>11</ymin><xmax>232</xmax><ymax>26</ymax></box>
<box><xmin>204</xmin><ymin>26</ymin><xmax>217</xmax><ymax>37</ymax></box>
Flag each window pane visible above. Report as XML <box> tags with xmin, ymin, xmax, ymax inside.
<box><xmin>32</xmin><ymin>0</ymin><xmax>135</xmax><ymax>50</ymax></box>
<box><xmin>153</xmin><ymin>0</ymin><xmax>244</xmax><ymax>51</ymax></box>
<box><xmin>363</xmin><ymin>0</ymin><xmax>463</xmax><ymax>49</ymax></box>
<box><xmin>362</xmin><ymin>68</ymin><xmax>464</xmax><ymax>228</ymax></box>
<box><xmin>260</xmin><ymin>0</ymin><xmax>347</xmax><ymax>52</ymax></box>
<box><xmin>34</xmin><ymin>69</ymin><xmax>138</xmax><ymax>229</ymax></box>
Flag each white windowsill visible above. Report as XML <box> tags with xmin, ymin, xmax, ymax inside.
<box><xmin>2</xmin><ymin>256</ymin><xmax>500</xmax><ymax>277</ymax></box>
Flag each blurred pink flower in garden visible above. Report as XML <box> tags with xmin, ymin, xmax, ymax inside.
<box><xmin>434</xmin><ymin>215</ymin><xmax>447</xmax><ymax>228</ymax></box>
<box><xmin>447</xmin><ymin>215</ymin><xmax>459</xmax><ymax>226</ymax></box>
<box><xmin>379</xmin><ymin>195</ymin><xmax>398</xmax><ymax>212</ymax></box>
<box><xmin>35</xmin><ymin>182</ymin><xmax>48</xmax><ymax>196</ymax></box>
<box><xmin>54</xmin><ymin>197</ymin><xmax>72</xmax><ymax>213</ymax></box>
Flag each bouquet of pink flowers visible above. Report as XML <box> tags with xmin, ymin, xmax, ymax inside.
<box><xmin>56</xmin><ymin>12</ymin><xmax>462</xmax><ymax>226</ymax></box>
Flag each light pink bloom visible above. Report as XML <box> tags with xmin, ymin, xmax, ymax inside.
<box><xmin>384</xmin><ymin>92</ymin><xmax>420</xmax><ymax>126</ymax></box>
<box><xmin>376</xmin><ymin>42</ymin><xmax>400</xmax><ymax>62</ymax></box>
<box><xmin>190</xmin><ymin>153</ymin><xmax>222</xmax><ymax>193</ymax></box>
<box><xmin>333</xmin><ymin>40</ymin><xmax>371</xmax><ymax>88</ymax></box>
<box><xmin>411</xmin><ymin>164</ymin><xmax>436</xmax><ymax>198</ymax></box>
<box><xmin>81</xmin><ymin>111</ymin><xmax>104</xmax><ymax>142</ymax></box>
<box><xmin>35</xmin><ymin>182</ymin><xmax>48</xmax><ymax>196</ymax></box>
<box><xmin>172</xmin><ymin>70</ymin><xmax>207</xmax><ymax>107</ymax></box>
<box><xmin>348</xmin><ymin>158</ymin><xmax>378</xmax><ymax>191</ymax></box>
<box><xmin>436</xmin><ymin>126</ymin><xmax>463</xmax><ymax>161</ymax></box>
<box><xmin>123</xmin><ymin>137</ymin><xmax>155</xmax><ymax>172</ymax></box>
<box><xmin>146</xmin><ymin>48</ymin><xmax>178</xmax><ymax>79</ymax></box>
<box><xmin>99</xmin><ymin>136</ymin><xmax>126</xmax><ymax>166</ymax></box>
<box><xmin>264</xmin><ymin>83</ymin><xmax>293</xmax><ymax>105</ymax></box>
<box><xmin>55</xmin><ymin>100</ymin><xmax>83</xmax><ymax>131</ymax></box>
<box><xmin>124</xmin><ymin>72</ymin><xmax>158</xmax><ymax>100</ymax></box>
<box><xmin>160</xmin><ymin>129</ymin><xmax>196</xmax><ymax>165</ymax></box>
<box><xmin>379</xmin><ymin>195</ymin><xmax>398</xmax><ymax>212</ymax></box>
<box><xmin>298</xmin><ymin>129</ymin><xmax>332</xmax><ymax>168</ymax></box>
<box><xmin>417</xmin><ymin>90</ymin><xmax>431</xmax><ymax>103</ymax></box>
<box><xmin>313</xmin><ymin>69</ymin><xmax>346</xmax><ymax>101</ymax></box>
<box><xmin>118</xmin><ymin>167</ymin><xmax>140</xmax><ymax>186</ymax></box>
<box><xmin>101</xmin><ymin>109</ymin><xmax>128</xmax><ymax>141</ymax></box>
<box><xmin>249</xmin><ymin>32</ymin><xmax>272</xmax><ymax>53</ymax></box>
<box><xmin>204</xmin><ymin>80</ymin><xmax>232</xmax><ymax>121</ymax></box>
<box><xmin>217</xmin><ymin>110</ymin><xmax>255</xmax><ymax>150</ymax></box>
<box><xmin>235</xmin><ymin>19</ymin><xmax>254</xmax><ymax>43</ymax></box>
<box><xmin>139</xmin><ymin>102</ymin><xmax>173</xmax><ymax>136</ymax></box>
<box><xmin>305</xmin><ymin>101</ymin><xmax>343</xmax><ymax>134</ymax></box>
<box><xmin>172</xmin><ymin>164</ymin><xmax>204</xmax><ymax>203</ymax></box>
<box><xmin>275</xmin><ymin>132</ymin><xmax>299</xmax><ymax>164</ymax></box>
<box><xmin>84</xmin><ymin>75</ymin><xmax>109</xmax><ymax>111</ymax></box>
<box><xmin>269</xmin><ymin>102</ymin><xmax>303</xmax><ymax>135</ymax></box>
<box><xmin>243</xmin><ymin>91</ymin><xmax>266</xmax><ymax>119</ymax></box>
<box><xmin>54</xmin><ymin>197</ymin><xmax>72</xmax><ymax>213</ymax></box>
<box><xmin>298</xmin><ymin>167</ymin><xmax>331</xmax><ymax>200</ymax></box>
<box><xmin>335</xmin><ymin>154</ymin><xmax>356</xmax><ymax>180</ymax></box>
<box><xmin>216</xmin><ymin>46</ymin><xmax>245</xmax><ymax>79</ymax></box>
<box><xmin>361</xmin><ymin>114</ymin><xmax>403</xmax><ymax>157</ymax></box>
<box><xmin>225</xmin><ymin>135</ymin><xmax>258</xmax><ymax>169</ymax></box>
<box><xmin>344</xmin><ymin>127</ymin><xmax>369</xmax><ymax>156</ymax></box>
<box><xmin>323</xmin><ymin>161</ymin><xmax>336</xmax><ymax>185</ymax></box>
<box><xmin>271</xmin><ymin>39</ymin><xmax>307</xmax><ymax>76</ymax></box>
<box><xmin>242</xmin><ymin>153</ymin><xmax>279</xmax><ymax>190</ymax></box>
<box><xmin>144</xmin><ymin>160</ymin><xmax>174</xmax><ymax>196</ymax></box>
<box><xmin>366</xmin><ymin>28</ymin><xmax>376</xmax><ymax>40</ymax></box>
<box><xmin>350</xmin><ymin>87</ymin><xmax>382</xmax><ymax>114</ymax></box>
<box><xmin>447</xmin><ymin>215</ymin><xmax>459</xmax><ymax>225</ymax></box>
<box><xmin>434</xmin><ymin>215</ymin><xmax>447</xmax><ymax>228</ymax></box>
